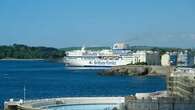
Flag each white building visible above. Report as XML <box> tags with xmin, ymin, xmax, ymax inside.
<box><xmin>177</xmin><ymin>51</ymin><xmax>194</xmax><ymax>67</ymax></box>
<box><xmin>161</xmin><ymin>53</ymin><xmax>170</xmax><ymax>66</ymax></box>
<box><xmin>131</xmin><ymin>51</ymin><xmax>160</xmax><ymax>65</ymax></box>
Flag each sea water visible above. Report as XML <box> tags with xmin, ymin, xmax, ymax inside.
<box><xmin>0</xmin><ymin>60</ymin><xmax>166</xmax><ymax>109</ymax></box>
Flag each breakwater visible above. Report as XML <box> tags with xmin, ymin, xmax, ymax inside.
<box><xmin>98</xmin><ymin>65</ymin><xmax>175</xmax><ymax>76</ymax></box>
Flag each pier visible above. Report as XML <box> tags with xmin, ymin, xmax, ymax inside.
<box><xmin>4</xmin><ymin>97</ymin><xmax>124</xmax><ymax>110</ymax></box>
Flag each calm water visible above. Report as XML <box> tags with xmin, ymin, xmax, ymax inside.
<box><xmin>0</xmin><ymin>60</ymin><xmax>166</xmax><ymax>109</ymax></box>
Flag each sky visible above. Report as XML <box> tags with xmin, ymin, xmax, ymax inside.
<box><xmin>0</xmin><ymin>0</ymin><xmax>195</xmax><ymax>48</ymax></box>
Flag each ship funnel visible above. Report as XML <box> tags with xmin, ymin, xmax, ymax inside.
<box><xmin>113</xmin><ymin>42</ymin><xmax>129</xmax><ymax>50</ymax></box>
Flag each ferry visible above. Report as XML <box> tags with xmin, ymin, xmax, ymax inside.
<box><xmin>64</xmin><ymin>43</ymin><xmax>132</xmax><ymax>67</ymax></box>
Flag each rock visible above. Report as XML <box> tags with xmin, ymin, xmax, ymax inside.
<box><xmin>97</xmin><ymin>65</ymin><xmax>173</xmax><ymax>76</ymax></box>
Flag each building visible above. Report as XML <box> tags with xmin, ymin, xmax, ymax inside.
<box><xmin>169</xmin><ymin>52</ymin><xmax>177</xmax><ymax>66</ymax></box>
<box><xmin>146</xmin><ymin>51</ymin><xmax>161</xmax><ymax>65</ymax></box>
<box><xmin>161</xmin><ymin>53</ymin><xmax>170</xmax><ymax>66</ymax></box>
<box><xmin>167</xmin><ymin>68</ymin><xmax>195</xmax><ymax>100</ymax></box>
<box><xmin>125</xmin><ymin>96</ymin><xmax>195</xmax><ymax>110</ymax></box>
<box><xmin>161</xmin><ymin>52</ymin><xmax>177</xmax><ymax>66</ymax></box>
<box><xmin>132</xmin><ymin>51</ymin><xmax>160</xmax><ymax>65</ymax></box>
<box><xmin>124</xmin><ymin>67</ymin><xmax>195</xmax><ymax>110</ymax></box>
<box><xmin>177</xmin><ymin>51</ymin><xmax>194</xmax><ymax>67</ymax></box>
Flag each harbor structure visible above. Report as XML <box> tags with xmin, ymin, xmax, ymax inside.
<box><xmin>4</xmin><ymin>97</ymin><xmax>124</xmax><ymax>110</ymax></box>
<box><xmin>125</xmin><ymin>68</ymin><xmax>195</xmax><ymax>110</ymax></box>
<box><xmin>125</xmin><ymin>96</ymin><xmax>195</xmax><ymax>110</ymax></box>
<box><xmin>167</xmin><ymin>67</ymin><xmax>195</xmax><ymax>100</ymax></box>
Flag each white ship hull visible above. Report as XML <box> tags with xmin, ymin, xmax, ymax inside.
<box><xmin>64</xmin><ymin>43</ymin><xmax>133</xmax><ymax>67</ymax></box>
<box><xmin>64</xmin><ymin>57</ymin><xmax>131</xmax><ymax>67</ymax></box>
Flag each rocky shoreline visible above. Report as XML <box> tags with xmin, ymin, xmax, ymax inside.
<box><xmin>98</xmin><ymin>65</ymin><xmax>175</xmax><ymax>76</ymax></box>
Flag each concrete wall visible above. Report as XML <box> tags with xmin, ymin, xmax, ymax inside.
<box><xmin>125</xmin><ymin>97</ymin><xmax>195</xmax><ymax>110</ymax></box>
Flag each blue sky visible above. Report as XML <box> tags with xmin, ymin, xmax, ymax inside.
<box><xmin>0</xmin><ymin>0</ymin><xmax>195</xmax><ymax>48</ymax></box>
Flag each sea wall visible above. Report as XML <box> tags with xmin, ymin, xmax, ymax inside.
<box><xmin>98</xmin><ymin>65</ymin><xmax>175</xmax><ymax>76</ymax></box>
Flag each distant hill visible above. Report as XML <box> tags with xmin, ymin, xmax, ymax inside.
<box><xmin>129</xmin><ymin>45</ymin><xmax>195</xmax><ymax>55</ymax></box>
<box><xmin>129</xmin><ymin>46</ymin><xmax>182</xmax><ymax>50</ymax></box>
<box><xmin>0</xmin><ymin>44</ymin><xmax>64</xmax><ymax>59</ymax></box>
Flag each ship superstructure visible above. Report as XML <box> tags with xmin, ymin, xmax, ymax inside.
<box><xmin>64</xmin><ymin>43</ymin><xmax>133</xmax><ymax>67</ymax></box>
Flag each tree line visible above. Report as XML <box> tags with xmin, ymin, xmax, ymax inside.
<box><xmin>0</xmin><ymin>44</ymin><xmax>64</xmax><ymax>59</ymax></box>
